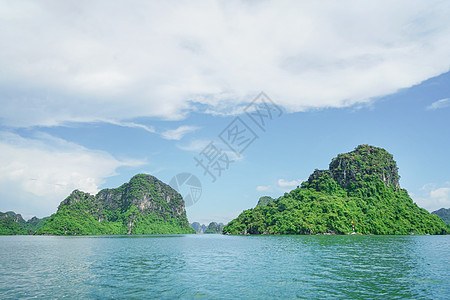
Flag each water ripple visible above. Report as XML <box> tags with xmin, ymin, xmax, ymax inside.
<box><xmin>0</xmin><ymin>235</ymin><xmax>448</xmax><ymax>299</ymax></box>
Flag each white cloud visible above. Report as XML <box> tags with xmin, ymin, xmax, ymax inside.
<box><xmin>430</xmin><ymin>187</ymin><xmax>450</xmax><ymax>199</ymax></box>
<box><xmin>257</xmin><ymin>185</ymin><xmax>270</xmax><ymax>191</ymax></box>
<box><xmin>278</xmin><ymin>178</ymin><xmax>301</xmax><ymax>187</ymax></box>
<box><xmin>105</xmin><ymin>120</ymin><xmax>200</xmax><ymax>140</ymax></box>
<box><xmin>106</xmin><ymin>120</ymin><xmax>156</xmax><ymax>133</ymax></box>
<box><xmin>412</xmin><ymin>183</ymin><xmax>450</xmax><ymax>212</ymax></box>
<box><xmin>0</xmin><ymin>132</ymin><xmax>144</xmax><ymax>217</ymax></box>
<box><xmin>161</xmin><ymin>125</ymin><xmax>200</xmax><ymax>140</ymax></box>
<box><xmin>426</xmin><ymin>98</ymin><xmax>450</xmax><ymax>110</ymax></box>
<box><xmin>177</xmin><ymin>139</ymin><xmax>211</xmax><ymax>152</ymax></box>
<box><xmin>1</xmin><ymin>1</ymin><xmax>450</xmax><ymax>127</ymax></box>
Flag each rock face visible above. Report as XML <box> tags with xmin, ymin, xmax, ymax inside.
<box><xmin>190</xmin><ymin>222</ymin><xmax>207</xmax><ymax>233</ymax></box>
<box><xmin>223</xmin><ymin>145</ymin><xmax>448</xmax><ymax>235</ymax></box>
<box><xmin>0</xmin><ymin>211</ymin><xmax>25</xmax><ymax>223</ymax></box>
<box><xmin>37</xmin><ymin>174</ymin><xmax>195</xmax><ymax>235</ymax></box>
<box><xmin>0</xmin><ymin>211</ymin><xmax>25</xmax><ymax>235</ymax></box>
<box><xmin>190</xmin><ymin>222</ymin><xmax>224</xmax><ymax>233</ymax></box>
<box><xmin>257</xmin><ymin>196</ymin><xmax>275</xmax><ymax>207</ymax></box>
<box><xmin>204</xmin><ymin>222</ymin><xmax>224</xmax><ymax>234</ymax></box>
<box><xmin>0</xmin><ymin>212</ymin><xmax>47</xmax><ymax>235</ymax></box>
<box><xmin>308</xmin><ymin>145</ymin><xmax>400</xmax><ymax>190</ymax></box>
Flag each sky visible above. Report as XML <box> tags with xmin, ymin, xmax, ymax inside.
<box><xmin>0</xmin><ymin>0</ymin><xmax>449</xmax><ymax>224</ymax></box>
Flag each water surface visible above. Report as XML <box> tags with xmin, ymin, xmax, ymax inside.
<box><xmin>0</xmin><ymin>235</ymin><xmax>448</xmax><ymax>299</ymax></box>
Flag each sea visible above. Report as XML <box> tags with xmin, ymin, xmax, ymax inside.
<box><xmin>0</xmin><ymin>234</ymin><xmax>448</xmax><ymax>299</ymax></box>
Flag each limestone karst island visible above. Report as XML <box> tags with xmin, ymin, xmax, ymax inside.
<box><xmin>1</xmin><ymin>145</ymin><xmax>448</xmax><ymax>236</ymax></box>
<box><xmin>223</xmin><ymin>145</ymin><xmax>448</xmax><ymax>235</ymax></box>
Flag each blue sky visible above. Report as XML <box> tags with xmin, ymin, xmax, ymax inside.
<box><xmin>0</xmin><ymin>1</ymin><xmax>449</xmax><ymax>223</ymax></box>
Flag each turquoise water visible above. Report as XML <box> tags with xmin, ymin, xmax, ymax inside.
<box><xmin>0</xmin><ymin>235</ymin><xmax>448</xmax><ymax>299</ymax></box>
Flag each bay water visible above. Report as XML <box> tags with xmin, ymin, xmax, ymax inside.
<box><xmin>0</xmin><ymin>235</ymin><xmax>448</xmax><ymax>299</ymax></box>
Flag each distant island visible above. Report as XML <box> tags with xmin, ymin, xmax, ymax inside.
<box><xmin>0</xmin><ymin>174</ymin><xmax>196</xmax><ymax>236</ymax></box>
<box><xmin>0</xmin><ymin>211</ymin><xmax>47</xmax><ymax>235</ymax></box>
<box><xmin>223</xmin><ymin>145</ymin><xmax>449</xmax><ymax>235</ymax></box>
<box><xmin>190</xmin><ymin>222</ymin><xmax>224</xmax><ymax>234</ymax></box>
<box><xmin>1</xmin><ymin>146</ymin><xmax>449</xmax><ymax>236</ymax></box>
<box><xmin>33</xmin><ymin>174</ymin><xmax>195</xmax><ymax>235</ymax></box>
<box><xmin>432</xmin><ymin>208</ymin><xmax>450</xmax><ymax>225</ymax></box>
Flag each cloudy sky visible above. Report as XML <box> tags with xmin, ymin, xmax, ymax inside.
<box><xmin>0</xmin><ymin>0</ymin><xmax>449</xmax><ymax>223</ymax></box>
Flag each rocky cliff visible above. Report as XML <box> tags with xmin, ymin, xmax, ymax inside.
<box><xmin>190</xmin><ymin>221</ymin><xmax>224</xmax><ymax>233</ymax></box>
<box><xmin>204</xmin><ymin>222</ymin><xmax>224</xmax><ymax>234</ymax></box>
<box><xmin>257</xmin><ymin>196</ymin><xmax>275</xmax><ymax>207</ymax></box>
<box><xmin>190</xmin><ymin>222</ymin><xmax>207</xmax><ymax>233</ymax></box>
<box><xmin>37</xmin><ymin>174</ymin><xmax>195</xmax><ymax>235</ymax></box>
<box><xmin>308</xmin><ymin>144</ymin><xmax>400</xmax><ymax>190</ymax></box>
<box><xmin>223</xmin><ymin>145</ymin><xmax>448</xmax><ymax>235</ymax></box>
<box><xmin>0</xmin><ymin>211</ymin><xmax>47</xmax><ymax>235</ymax></box>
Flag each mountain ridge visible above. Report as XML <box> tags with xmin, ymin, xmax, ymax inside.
<box><xmin>36</xmin><ymin>174</ymin><xmax>195</xmax><ymax>235</ymax></box>
<box><xmin>0</xmin><ymin>211</ymin><xmax>48</xmax><ymax>235</ymax></box>
<box><xmin>432</xmin><ymin>208</ymin><xmax>450</xmax><ymax>225</ymax></box>
<box><xmin>223</xmin><ymin>145</ymin><xmax>448</xmax><ymax>235</ymax></box>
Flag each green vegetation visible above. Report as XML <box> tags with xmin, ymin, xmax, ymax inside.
<box><xmin>432</xmin><ymin>208</ymin><xmax>450</xmax><ymax>225</ymax></box>
<box><xmin>0</xmin><ymin>212</ymin><xmax>26</xmax><ymax>235</ymax></box>
<box><xmin>257</xmin><ymin>196</ymin><xmax>275</xmax><ymax>207</ymax></box>
<box><xmin>204</xmin><ymin>222</ymin><xmax>224</xmax><ymax>234</ymax></box>
<box><xmin>22</xmin><ymin>216</ymin><xmax>49</xmax><ymax>233</ymax></box>
<box><xmin>0</xmin><ymin>211</ymin><xmax>48</xmax><ymax>235</ymax></box>
<box><xmin>36</xmin><ymin>197</ymin><xmax>126</xmax><ymax>235</ymax></box>
<box><xmin>223</xmin><ymin>145</ymin><xmax>448</xmax><ymax>235</ymax></box>
<box><xmin>36</xmin><ymin>174</ymin><xmax>195</xmax><ymax>235</ymax></box>
<box><xmin>190</xmin><ymin>222</ymin><xmax>207</xmax><ymax>233</ymax></box>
